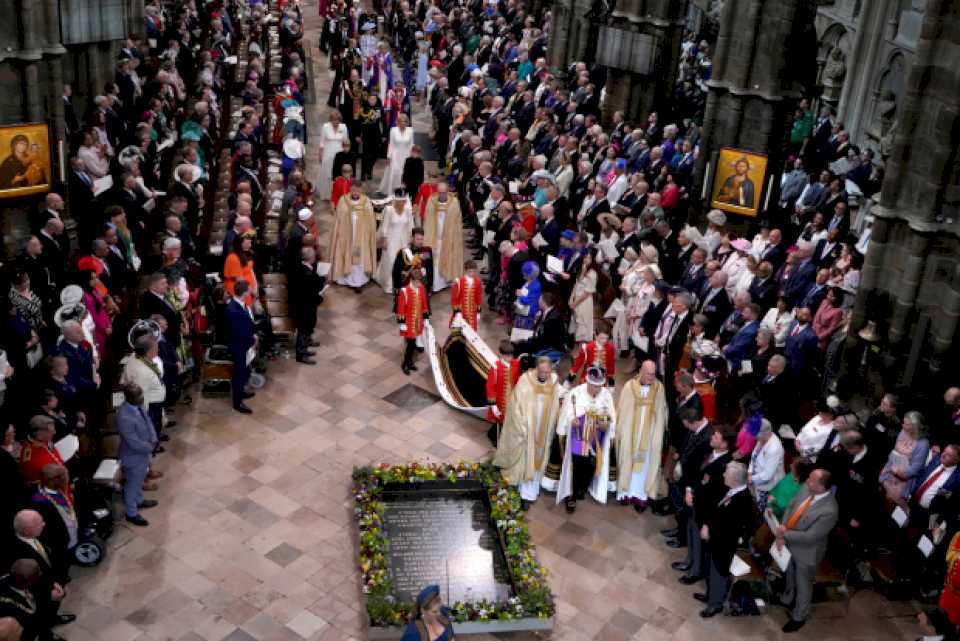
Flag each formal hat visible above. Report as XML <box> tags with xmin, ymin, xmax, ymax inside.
<box><xmin>654</xmin><ymin>280</ymin><xmax>671</xmax><ymax>294</ymax></box>
<box><xmin>706</xmin><ymin>209</ymin><xmax>726</xmax><ymax>226</ymax></box>
<box><xmin>640</xmin><ymin>243</ymin><xmax>659</xmax><ymax>263</ymax></box>
<box><xmin>60</xmin><ymin>285</ymin><xmax>84</xmax><ymax>306</ymax></box>
<box><xmin>54</xmin><ymin>302</ymin><xmax>87</xmax><ymax>328</ymax></box>
<box><xmin>731</xmin><ymin>238</ymin><xmax>752</xmax><ymax>252</ymax></box>
<box><xmin>521</xmin><ymin>260</ymin><xmax>539</xmax><ymax>279</ymax></box>
<box><xmin>586</xmin><ymin>366</ymin><xmax>606</xmax><ymax>386</ymax></box>
<box><xmin>361</xmin><ymin>21</ymin><xmax>377</xmax><ymax>31</ymax></box>
<box><xmin>561</xmin><ymin>229</ymin><xmax>576</xmax><ymax>240</ymax></box>
<box><xmin>297</xmin><ymin>207</ymin><xmax>313</xmax><ymax>221</ymax></box>
<box><xmin>668</xmin><ymin>285</ymin><xmax>687</xmax><ymax>295</ymax></box>
<box><xmin>597</xmin><ymin>212</ymin><xmax>621</xmax><ymax>230</ymax></box>
<box><xmin>623</xmin><ymin>246</ymin><xmax>639</xmax><ymax>259</ymax></box>
<box><xmin>416</xmin><ymin>585</ymin><xmax>440</xmax><ymax>611</ymax></box>
<box><xmin>283</xmin><ymin>138</ymin><xmax>305</xmax><ymax>159</ymax></box>
<box><xmin>858</xmin><ymin>320</ymin><xmax>879</xmax><ymax>343</ymax></box>
<box><xmin>758</xmin><ymin>418</ymin><xmax>773</xmax><ymax>434</ymax></box>
<box><xmin>642</xmin><ymin>264</ymin><xmax>663</xmax><ymax>280</ymax></box>
<box><xmin>681</xmin><ymin>225</ymin><xmax>706</xmax><ymax>250</ymax></box>
<box><xmin>176</xmin><ymin>163</ymin><xmax>202</xmax><ymax>184</ymax></box>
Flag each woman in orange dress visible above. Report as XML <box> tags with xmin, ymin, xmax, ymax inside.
<box><xmin>223</xmin><ymin>232</ymin><xmax>258</xmax><ymax>307</ymax></box>
<box><xmin>941</xmin><ymin>532</ymin><xmax>960</xmax><ymax>625</ymax></box>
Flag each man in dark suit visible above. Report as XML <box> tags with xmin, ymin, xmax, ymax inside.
<box><xmin>138</xmin><ymin>273</ymin><xmax>181</xmax><ymax>347</ymax></box>
<box><xmin>7</xmin><ymin>510</ymin><xmax>75</xmax><ymax>635</ymax></box>
<box><xmin>747</xmin><ymin>261</ymin><xmax>778</xmax><ymax>311</ymax></box>
<box><xmin>226</xmin><ymin>281</ymin><xmax>257</xmax><ymax>413</ymax></box>
<box><xmin>284</xmin><ymin>208</ymin><xmax>312</xmax><ymax>277</ymax></box>
<box><xmin>813</xmin><ymin>228</ymin><xmax>843</xmax><ymax>268</ymax></box>
<box><xmin>679</xmin><ymin>247</ymin><xmax>708</xmax><ymax>296</ymax></box>
<box><xmin>581</xmin><ymin>184</ymin><xmax>610</xmax><ymax>240</ymax></box>
<box><xmin>696</xmin><ymin>461</ymin><xmax>758</xmax><ymax>618</ymax></box>
<box><xmin>661</xmin><ymin>406</ymin><xmax>714</xmax><ymax>547</ymax></box>
<box><xmin>290</xmin><ymin>247</ymin><xmax>325</xmax><ymax>365</ymax></box>
<box><xmin>514</xmin><ymin>292</ymin><xmax>567</xmax><ymax>357</ymax></box>
<box><xmin>0</xmin><ymin>559</ymin><xmax>42</xmax><ymax>640</ymax></box>
<box><xmin>722</xmin><ymin>304</ymin><xmax>761</xmax><ymax>374</ymax></box>
<box><xmin>797</xmin><ymin>268</ymin><xmax>830</xmax><ymax>312</ymax></box>
<box><xmin>834</xmin><ymin>431</ymin><xmax>885</xmax><ymax>569</ymax></box>
<box><xmin>677</xmin><ymin>430</ymin><xmax>733</xmax><ymax>585</ymax></box>
<box><xmin>782</xmin><ymin>249</ymin><xmax>817</xmax><ymax>308</ymax></box>
<box><xmin>37</xmin><ymin>219</ymin><xmax>67</xmax><ymax>291</ymax></box>
<box><xmin>656</xmin><ymin>220</ymin><xmax>681</xmax><ymax>282</ymax></box>
<box><xmin>652</xmin><ymin>290</ymin><xmax>692</xmax><ymax>392</ymax></box>
<box><xmin>783</xmin><ymin>307</ymin><xmax>819</xmax><ymax>395</ymax></box>
<box><xmin>758</xmin><ymin>355</ymin><xmax>794</xmax><ymax>431</ymax></box>
<box><xmin>697</xmin><ymin>271</ymin><xmax>731</xmax><ymax>339</ymax></box>
<box><xmin>54</xmin><ymin>321</ymin><xmax>99</xmax><ymax>394</ymax></box>
<box><xmin>759</xmin><ymin>228</ymin><xmax>787</xmax><ymax>272</ymax></box>
<box><xmin>27</xmin><ymin>466</ymin><xmax>74</xmax><ymax>576</ymax></box>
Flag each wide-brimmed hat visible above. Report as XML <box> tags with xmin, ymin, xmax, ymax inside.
<box><xmin>707</xmin><ymin>209</ymin><xmax>726</xmax><ymax>226</ymax></box>
<box><xmin>597</xmin><ymin>212</ymin><xmax>621</xmax><ymax>230</ymax></box>
<box><xmin>283</xmin><ymin>138</ymin><xmax>305</xmax><ymax>159</ymax></box>
<box><xmin>54</xmin><ymin>302</ymin><xmax>87</xmax><ymax>328</ymax></box>
<box><xmin>731</xmin><ymin>238</ymin><xmax>752</xmax><ymax>252</ymax></box>
<box><xmin>640</xmin><ymin>243</ymin><xmax>659</xmax><ymax>263</ymax></box>
<box><xmin>60</xmin><ymin>285</ymin><xmax>84</xmax><ymax>306</ymax></box>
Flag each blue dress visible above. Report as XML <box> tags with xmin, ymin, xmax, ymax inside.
<box><xmin>513</xmin><ymin>278</ymin><xmax>542</xmax><ymax>331</ymax></box>
<box><xmin>400</xmin><ymin>609</ymin><xmax>455</xmax><ymax>641</ymax></box>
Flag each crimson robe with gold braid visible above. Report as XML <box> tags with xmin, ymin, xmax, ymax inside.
<box><xmin>396</xmin><ymin>281</ymin><xmax>428</xmax><ymax>339</ymax></box>
<box><xmin>450</xmin><ymin>274</ymin><xmax>482</xmax><ymax>329</ymax></box>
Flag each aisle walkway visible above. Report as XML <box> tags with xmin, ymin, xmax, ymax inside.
<box><xmin>59</xmin><ymin>7</ymin><xmax>917</xmax><ymax>641</ymax></box>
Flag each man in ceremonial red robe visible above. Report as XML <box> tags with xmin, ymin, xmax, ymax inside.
<box><xmin>567</xmin><ymin>320</ymin><xmax>616</xmax><ymax>387</ymax></box>
<box><xmin>331</xmin><ymin>164</ymin><xmax>354</xmax><ymax>208</ymax></box>
<box><xmin>450</xmin><ymin>260</ymin><xmax>482</xmax><ymax>329</ymax></box>
<box><xmin>486</xmin><ymin>340</ymin><xmax>522</xmax><ymax>445</ymax></box>
<box><xmin>397</xmin><ymin>267</ymin><xmax>430</xmax><ymax>375</ymax></box>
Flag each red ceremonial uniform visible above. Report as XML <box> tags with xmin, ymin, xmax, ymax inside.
<box><xmin>568</xmin><ymin>340</ymin><xmax>616</xmax><ymax>384</ymax></box>
<box><xmin>414</xmin><ymin>183</ymin><xmax>438</xmax><ymax>223</ymax></box>
<box><xmin>19</xmin><ymin>438</ymin><xmax>72</xmax><ymax>501</ymax></box>
<box><xmin>331</xmin><ymin>177</ymin><xmax>352</xmax><ymax>208</ymax></box>
<box><xmin>450</xmin><ymin>274</ymin><xmax>482</xmax><ymax>329</ymax></box>
<box><xmin>397</xmin><ymin>281</ymin><xmax>429</xmax><ymax>338</ymax></box>
<box><xmin>485</xmin><ymin>357</ymin><xmax>521</xmax><ymax>423</ymax></box>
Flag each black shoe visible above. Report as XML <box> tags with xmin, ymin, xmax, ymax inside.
<box><xmin>416</xmin><ymin>347</ymin><xmax>425</xmax><ymax>353</ymax></box>
<box><xmin>661</xmin><ymin>527</ymin><xmax>679</xmax><ymax>538</ymax></box>
<box><xmin>520</xmin><ymin>500</ymin><xmax>532</xmax><ymax>511</ymax></box>
<box><xmin>138</xmin><ymin>499</ymin><xmax>159</xmax><ymax>509</ymax></box>
<box><xmin>54</xmin><ymin>613</ymin><xmax>77</xmax><ymax>626</ymax></box>
<box><xmin>665</xmin><ymin>539</ymin><xmax>686</xmax><ymax>549</ymax></box>
<box><xmin>699</xmin><ymin>606</ymin><xmax>723</xmax><ymax>618</ymax></box>
<box><xmin>693</xmin><ymin>592</ymin><xmax>708</xmax><ymax>603</ymax></box>
<box><xmin>353</xmin><ymin>287</ymin><xmax>362</xmax><ymax>294</ymax></box>
<box><xmin>679</xmin><ymin>575</ymin><xmax>703</xmax><ymax>585</ymax></box>
<box><xmin>48</xmin><ymin>633</ymin><xmax>67</xmax><ymax>641</ymax></box>
<box><xmin>652</xmin><ymin>504</ymin><xmax>678</xmax><ymax>516</ymax></box>
<box><xmin>159</xmin><ymin>434</ymin><xmax>170</xmax><ymax>442</ymax></box>
<box><xmin>409</xmin><ymin>363</ymin><xmax>419</xmax><ymax>371</ymax></box>
<box><xmin>153</xmin><ymin>446</ymin><xmax>166</xmax><ymax>454</ymax></box>
<box><xmin>402</xmin><ymin>365</ymin><xmax>411</xmax><ymax>375</ymax></box>
<box><xmin>671</xmin><ymin>561</ymin><xmax>691</xmax><ymax>572</ymax></box>
<box><xmin>782</xmin><ymin>619</ymin><xmax>806</xmax><ymax>633</ymax></box>
<box><xmin>296</xmin><ymin>357</ymin><xmax>317</xmax><ymax>365</ymax></box>
<box><xmin>565</xmin><ymin>498</ymin><xmax>576</xmax><ymax>514</ymax></box>
<box><xmin>165</xmin><ymin>420</ymin><xmax>177</xmax><ymax>428</ymax></box>
<box><xmin>300</xmin><ymin>349</ymin><xmax>317</xmax><ymax>357</ymax></box>
<box><xmin>243</xmin><ymin>391</ymin><xmax>255</xmax><ymax>399</ymax></box>
<box><xmin>633</xmin><ymin>501</ymin><xmax>647</xmax><ymax>513</ymax></box>
<box><xmin>126</xmin><ymin>514</ymin><xmax>149</xmax><ymax>526</ymax></box>
<box><xmin>308</xmin><ymin>339</ymin><xmax>319</xmax><ymax>347</ymax></box>
<box><xmin>234</xmin><ymin>403</ymin><xmax>253</xmax><ymax>414</ymax></box>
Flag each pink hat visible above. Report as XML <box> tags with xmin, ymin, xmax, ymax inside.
<box><xmin>731</xmin><ymin>238</ymin><xmax>751</xmax><ymax>252</ymax></box>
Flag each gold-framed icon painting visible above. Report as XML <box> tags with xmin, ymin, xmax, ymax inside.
<box><xmin>0</xmin><ymin>123</ymin><xmax>52</xmax><ymax>200</ymax></box>
<box><xmin>709</xmin><ymin>148</ymin><xmax>768</xmax><ymax>218</ymax></box>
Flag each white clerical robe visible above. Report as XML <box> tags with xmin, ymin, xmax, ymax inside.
<box><xmin>615</xmin><ymin>377</ymin><xmax>668</xmax><ymax>501</ymax></box>
<box><xmin>556</xmin><ymin>384</ymin><xmax>617</xmax><ymax>505</ymax></box>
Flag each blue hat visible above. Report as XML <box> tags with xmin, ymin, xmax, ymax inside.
<box><xmin>561</xmin><ymin>229</ymin><xmax>576</xmax><ymax>240</ymax></box>
<box><xmin>522</xmin><ymin>261</ymin><xmax>539</xmax><ymax>278</ymax></box>
<box><xmin>616</xmin><ymin>158</ymin><xmax>627</xmax><ymax>170</ymax></box>
<box><xmin>416</xmin><ymin>585</ymin><xmax>440</xmax><ymax>610</ymax></box>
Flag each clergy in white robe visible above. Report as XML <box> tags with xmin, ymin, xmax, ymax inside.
<box><xmin>422</xmin><ymin>182</ymin><xmax>464</xmax><ymax>291</ymax></box>
<box><xmin>557</xmin><ymin>366</ymin><xmax>617</xmax><ymax>512</ymax></box>
<box><xmin>615</xmin><ymin>359</ymin><xmax>669</xmax><ymax>506</ymax></box>
<box><xmin>493</xmin><ymin>358</ymin><xmax>562</xmax><ymax>506</ymax></box>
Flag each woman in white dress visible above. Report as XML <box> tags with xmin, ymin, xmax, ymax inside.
<box><xmin>569</xmin><ymin>250</ymin><xmax>599</xmax><ymax>344</ymax></box>
<box><xmin>624</xmin><ymin>264</ymin><xmax>659</xmax><ymax>351</ymax></box>
<box><xmin>318</xmin><ymin>111</ymin><xmax>349</xmax><ymax>200</ymax></box>
<box><xmin>377</xmin><ymin>114</ymin><xmax>413</xmax><ymax>194</ymax></box>
<box><xmin>374</xmin><ymin>192</ymin><xmax>414</xmax><ymax>293</ymax></box>
<box><xmin>378</xmin><ymin>113</ymin><xmax>414</xmax><ymax>195</ymax></box>
<box><xmin>612</xmin><ymin>249</ymin><xmax>641</xmax><ymax>353</ymax></box>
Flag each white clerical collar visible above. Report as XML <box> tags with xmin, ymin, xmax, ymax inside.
<box><xmin>709</xmin><ymin>449</ymin><xmax>728</xmax><ymax>461</ymax></box>
<box><xmin>853</xmin><ymin>447</ymin><xmax>867</xmax><ymax>464</ymax></box>
<box><xmin>232</xmin><ymin>296</ymin><xmax>247</xmax><ymax>307</ymax></box>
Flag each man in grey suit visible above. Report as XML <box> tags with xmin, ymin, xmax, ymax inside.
<box><xmin>775</xmin><ymin>468</ymin><xmax>839</xmax><ymax>632</ymax></box>
<box><xmin>116</xmin><ymin>384</ymin><xmax>159</xmax><ymax>526</ymax></box>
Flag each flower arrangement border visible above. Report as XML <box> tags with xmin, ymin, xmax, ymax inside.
<box><xmin>352</xmin><ymin>461</ymin><xmax>556</xmax><ymax>629</ymax></box>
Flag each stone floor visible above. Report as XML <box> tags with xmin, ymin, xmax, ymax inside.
<box><xmin>60</xmin><ymin>6</ymin><xmax>920</xmax><ymax>641</ymax></box>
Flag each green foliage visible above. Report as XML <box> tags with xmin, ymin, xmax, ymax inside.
<box><xmin>353</xmin><ymin>461</ymin><xmax>555</xmax><ymax>627</ymax></box>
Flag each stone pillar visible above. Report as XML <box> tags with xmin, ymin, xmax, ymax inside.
<box><xmin>693</xmin><ymin>0</ymin><xmax>818</xmax><ymax>214</ymax></box>
<box><xmin>17</xmin><ymin>0</ymin><xmax>42</xmax><ymax>58</ymax></box>
<box><xmin>837</xmin><ymin>0</ymin><xmax>891</xmax><ymax>141</ymax></box>
<box><xmin>849</xmin><ymin>0</ymin><xmax>960</xmax><ymax>377</ymax></box>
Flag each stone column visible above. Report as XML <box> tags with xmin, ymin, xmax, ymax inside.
<box><xmin>836</xmin><ymin>0</ymin><xmax>891</xmax><ymax>139</ymax></box>
<box><xmin>693</xmin><ymin>0</ymin><xmax>818</xmax><ymax>212</ymax></box>
<box><xmin>849</xmin><ymin>0</ymin><xmax>960</xmax><ymax>377</ymax></box>
<box><xmin>17</xmin><ymin>0</ymin><xmax>43</xmax><ymax>59</ymax></box>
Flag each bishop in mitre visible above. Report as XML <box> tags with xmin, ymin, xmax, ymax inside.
<box><xmin>493</xmin><ymin>356</ymin><xmax>562</xmax><ymax>510</ymax></box>
<box><xmin>615</xmin><ymin>359</ymin><xmax>668</xmax><ymax>511</ymax></box>
<box><xmin>557</xmin><ymin>366</ymin><xmax>617</xmax><ymax>514</ymax></box>
<box><xmin>330</xmin><ymin>181</ymin><xmax>377</xmax><ymax>292</ymax></box>
<box><xmin>422</xmin><ymin>181</ymin><xmax>464</xmax><ymax>292</ymax></box>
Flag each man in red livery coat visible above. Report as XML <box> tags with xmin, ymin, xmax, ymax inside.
<box><xmin>331</xmin><ymin>164</ymin><xmax>354</xmax><ymax>208</ymax></box>
<box><xmin>450</xmin><ymin>260</ymin><xmax>483</xmax><ymax>329</ymax></box>
<box><xmin>397</xmin><ymin>267</ymin><xmax>430</xmax><ymax>375</ymax></box>
<box><xmin>486</xmin><ymin>340</ymin><xmax>522</xmax><ymax>445</ymax></box>
<box><xmin>19</xmin><ymin>416</ymin><xmax>70</xmax><ymax>500</ymax></box>
<box><xmin>566</xmin><ymin>321</ymin><xmax>616</xmax><ymax>387</ymax></box>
